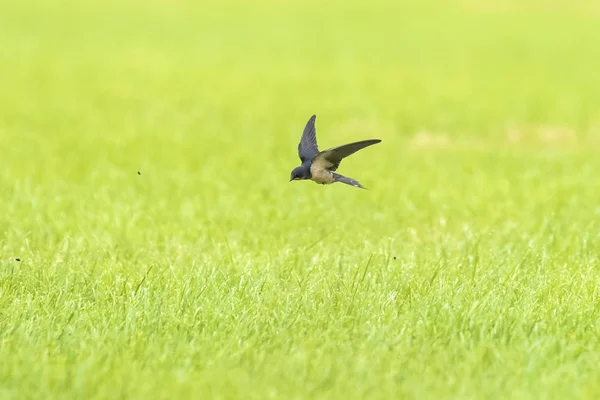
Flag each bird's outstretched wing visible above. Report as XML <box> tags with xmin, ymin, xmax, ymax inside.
<box><xmin>312</xmin><ymin>139</ymin><xmax>381</xmax><ymax>171</ymax></box>
<box><xmin>298</xmin><ymin>115</ymin><xmax>319</xmax><ymax>163</ymax></box>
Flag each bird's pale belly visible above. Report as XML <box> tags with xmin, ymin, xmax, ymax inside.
<box><xmin>310</xmin><ymin>166</ymin><xmax>335</xmax><ymax>184</ymax></box>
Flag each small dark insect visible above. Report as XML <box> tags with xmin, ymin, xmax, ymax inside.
<box><xmin>393</xmin><ymin>256</ymin><xmax>397</xmax><ymax>260</ymax></box>
<box><xmin>137</xmin><ymin>171</ymin><xmax>141</xmax><ymax>175</ymax></box>
<box><xmin>15</xmin><ymin>258</ymin><xmax>21</xmax><ymax>261</ymax></box>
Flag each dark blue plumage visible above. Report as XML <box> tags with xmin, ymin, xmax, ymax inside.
<box><xmin>289</xmin><ymin>115</ymin><xmax>381</xmax><ymax>189</ymax></box>
<box><xmin>297</xmin><ymin>114</ymin><xmax>319</xmax><ymax>163</ymax></box>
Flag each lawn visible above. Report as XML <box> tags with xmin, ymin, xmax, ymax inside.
<box><xmin>1</xmin><ymin>0</ymin><xmax>600</xmax><ymax>398</ymax></box>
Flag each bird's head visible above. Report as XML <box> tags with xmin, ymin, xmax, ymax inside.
<box><xmin>290</xmin><ymin>165</ymin><xmax>310</xmax><ymax>182</ymax></box>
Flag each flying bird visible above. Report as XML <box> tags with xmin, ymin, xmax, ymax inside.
<box><xmin>290</xmin><ymin>115</ymin><xmax>381</xmax><ymax>189</ymax></box>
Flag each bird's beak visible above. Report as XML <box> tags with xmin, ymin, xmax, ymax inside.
<box><xmin>289</xmin><ymin>178</ymin><xmax>294</xmax><ymax>182</ymax></box>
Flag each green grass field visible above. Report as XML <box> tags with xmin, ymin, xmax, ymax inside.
<box><xmin>2</xmin><ymin>0</ymin><xmax>600</xmax><ymax>398</ymax></box>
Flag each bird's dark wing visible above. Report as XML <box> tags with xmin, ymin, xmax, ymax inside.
<box><xmin>311</xmin><ymin>139</ymin><xmax>381</xmax><ymax>172</ymax></box>
<box><xmin>297</xmin><ymin>115</ymin><xmax>319</xmax><ymax>163</ymax></box>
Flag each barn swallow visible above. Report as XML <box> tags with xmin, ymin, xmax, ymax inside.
<box><xmin>290</xmin><ymin>115</ymin><xmax>381</xmax><ymax>189</ymax></box>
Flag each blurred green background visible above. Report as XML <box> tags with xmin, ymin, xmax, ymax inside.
<box><xmin>1</xmin><ymin>0</ymin><xmax>600</xmax><ymax>399</ymax></box>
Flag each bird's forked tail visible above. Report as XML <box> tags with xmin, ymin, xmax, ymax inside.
<box><xmin>332</xmin><ymin>173</ymin><xmax>366</xmax><ymax>189</ymax></box>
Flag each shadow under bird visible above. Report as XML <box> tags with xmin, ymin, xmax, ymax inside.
<box><xmin>290</xmin><ymin>115</ymin><xmax>382</xmax><ymax>189</ymax></box>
